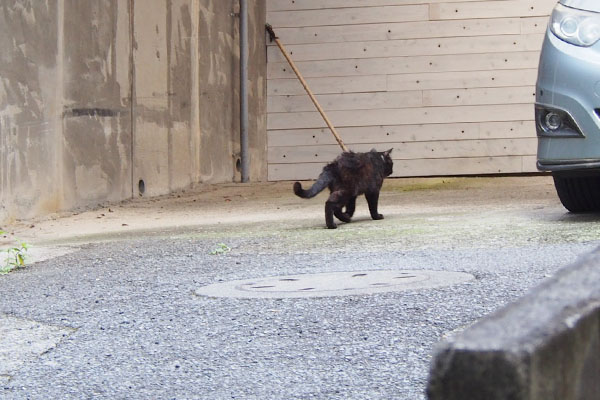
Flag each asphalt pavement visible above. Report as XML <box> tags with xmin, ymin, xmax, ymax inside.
<box><xmin>1</xmin><ymin>176</ymin><xmax>599</xmax><ymax>399</ymax></box>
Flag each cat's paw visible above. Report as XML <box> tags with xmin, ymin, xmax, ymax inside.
<box><xmin>335</xmin><ymin>212</ymin><xmax>352</xmax><ymax>223</ymax></box>
<box><xmin>326</xmin><ymin>222</ymin><xmax>338</xmax><ymax>229</ymax></box>
<box><xmin>372</xmin><ymin>214</ymin><xmax>384</xmax><ymax>220</ymax></box>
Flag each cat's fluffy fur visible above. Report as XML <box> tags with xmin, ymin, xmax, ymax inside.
<box><xmin>294</xmin><ymin>149</ymin><xmax>393</xmax><ymax>229</ymax></box>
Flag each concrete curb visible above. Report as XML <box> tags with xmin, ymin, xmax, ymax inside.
<box><xmin>427</xmin><ymin>247</ymin><xmax>600</xmax><ymax>400</ymax></box>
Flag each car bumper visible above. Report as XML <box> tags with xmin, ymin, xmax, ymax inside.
<box><xmin>536</xmin><ymin>28</ymin><xmax>600</xmax><ymax>171</ymax></box>
<box><xmin>537</xmin><ymin>159</ymin><xmax>600</xmax><ymax>172</ymax></box>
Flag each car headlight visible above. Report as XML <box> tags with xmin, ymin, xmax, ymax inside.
<box><xmin>550</xmin><ymin>3</ymin><xmax>600</xmax><ymax>47</ymax></box>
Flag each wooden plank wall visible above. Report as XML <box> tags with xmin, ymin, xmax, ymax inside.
<box><xmin>266</xmin><ymin>0</ymin><xmax>554</xmax><ymax>181</ymax></box>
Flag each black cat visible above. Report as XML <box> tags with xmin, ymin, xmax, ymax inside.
<box><xmin>293</xmin><ymin>149</ymin><xmax>393</xmax><ymax>229</ymax></box>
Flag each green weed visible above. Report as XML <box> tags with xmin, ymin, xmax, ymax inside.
<box><xmin>210</xmin><ymin>243</ymin><xmax>231</xmax><ymax>255</ymax></box>
<box><xmin>0</xmin><ymin>230</ymin><xmax>29</xmax><ymax>274</ymax></box>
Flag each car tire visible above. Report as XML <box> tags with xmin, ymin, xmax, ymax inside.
<box><xmin>553</xmin><ymin>174</ymin><xmax>600</xmax><ymax>212</ymax></box>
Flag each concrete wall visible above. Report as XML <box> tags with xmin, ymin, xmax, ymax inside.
<box><xmin>427</xmin><ymin>248</ymin><xmax>600</xmax><ymax>400</ymax></box>
<box><xmin>197</xmin><ymin>0</ymin><xmax>266</xmax><ymax>183</ymax></box>
<box><xmin>0</xmin><ymin>0</ymin><xmax>267</xmax><ymax>224</ymax></box>
<box><xmin>63</xmin><ymin>0</ymin><xmax>132</xmax><ymax>205</ymax></box>
<box><xmin>0</xmin><ymin>2</ymin><xmax>62</xmax><ymax>223</ymax></box>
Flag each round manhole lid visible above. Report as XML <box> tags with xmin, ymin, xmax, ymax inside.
<box><xmin>195</xmin><ymin>270</ymin><xmax>474</xmax><ymax>299</ymax></box>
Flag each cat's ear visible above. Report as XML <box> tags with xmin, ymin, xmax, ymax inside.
<box><xmin>383</xmin><ymin>148</ymin><xmax>393</xmax><ymax>156</ymax></box>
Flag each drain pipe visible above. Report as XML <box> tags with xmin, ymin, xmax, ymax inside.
<box><xmin>239</xmin><ymin>0</ymin><xmax>250</xmax><ymax>182</ymax></box>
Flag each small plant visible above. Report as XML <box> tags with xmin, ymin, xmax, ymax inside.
<box><xmin>210</xmin><ymin>243</ymin><xmax>231</xmax><ymax>255</ymax></box>
<box><xmin>0</xmin><ymin>230</ymin><xmax>29</xmax><ymax>274</ymax></box>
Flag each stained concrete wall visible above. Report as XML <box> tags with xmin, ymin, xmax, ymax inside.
<box><xmin>63</xmin><ymin>0</ymin><xmax>132</xmax><ymax>205</ymax></box>
<box><xmin>0</xmin><ymin>0</ymin><xmax>267</xmax><ymax>224</ymax></box>
<box><xmin>0</xmin><ymin>2</ymin><xmax>62</xmax><ymax>223</ymax></box>
<box><xmin>198</xmin><ymin>0</ymin><xmax>266</xmax><ymax>183</ymax></box>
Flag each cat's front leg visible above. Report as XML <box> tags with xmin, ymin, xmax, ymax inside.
<box><xmin>365</xmin><ymin>191</ymin><xmax>384</xmax><ymax>220</ymax></box>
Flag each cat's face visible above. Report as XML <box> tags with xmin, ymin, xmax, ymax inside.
<box><xmin>381</xmin><ymin>148</ymin><xmax>393</xmax><ymax>176</ymax></box>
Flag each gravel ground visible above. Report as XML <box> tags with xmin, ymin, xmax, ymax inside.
<box><xmin>1</xmin><ymin>177</ymin><xmax>599</xmax><ymax>399</ymax></box>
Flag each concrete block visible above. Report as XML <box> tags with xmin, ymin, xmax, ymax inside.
<box><xmin>427</xmin><ymin>248</ymin><xmax>600</xmax><ymax>400</ymax></box>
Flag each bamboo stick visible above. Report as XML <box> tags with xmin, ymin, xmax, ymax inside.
<box><xmin>266</xmin><ymin>24</ymin><xmax>349</xmax><ymax>152</ymax></box>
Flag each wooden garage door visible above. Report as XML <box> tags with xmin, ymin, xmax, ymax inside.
<box><xmin>266</xmin><ymin>0</ymin><xmax>554</xmax><ymax>180</ymax></box>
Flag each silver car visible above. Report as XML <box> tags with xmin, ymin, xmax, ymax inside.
<box><xmin>537</xmin><ymin>0</ymin><xmax>600</xmax><ymax>211</ymax></box>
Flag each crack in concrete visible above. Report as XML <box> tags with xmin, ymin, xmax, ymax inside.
<box><xmin>0</xmin><ymin>314</ymin><xmax>75</xmax><ymax>379</ymax></box>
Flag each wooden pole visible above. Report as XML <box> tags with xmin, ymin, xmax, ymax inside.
<box><xmin>266</xmin><ymin>24</ymin><xmax>349</xmax><ymax>152</ymax></box>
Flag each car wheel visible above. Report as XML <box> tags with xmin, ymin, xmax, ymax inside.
<box><xmin>553</xmin><ymin>174</ymin><xmax>600</xmax><ymax>212</ymax></box>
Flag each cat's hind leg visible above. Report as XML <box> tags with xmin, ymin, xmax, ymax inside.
<box><xmin>325</xmin><ymin>201</ymin><xmax>338</xmax><ymax>229</ymax></box>
<box><xmin>334</xmin><ymin>208</ymin><xmax>351</xmax><ymax>223</ymax></box>
<box><xmin>344</xmin><ymin>196</ymin><xmax>357</xmax><ymax>218</ymax></box>
<box><xmin>325</xmin><ymin>191</ymin><xmax>349</xmax><ymax>229</ymax></box>
<box><xmin>335</xmin><ymin>196</ymin><xmax>354</xmax><ymax>222</ymax></box>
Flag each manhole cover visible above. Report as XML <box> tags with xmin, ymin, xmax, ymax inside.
<box><xmin>195</xmin><ymin>270</ymin><xmax>474</xmax><ymax>299</ymax></box>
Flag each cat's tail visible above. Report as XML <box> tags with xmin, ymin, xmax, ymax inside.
<box><xmin>293</xmin><ymin>171</ymin><xmax>330</xmax><ymax>199</ymax></box>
